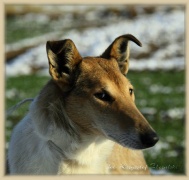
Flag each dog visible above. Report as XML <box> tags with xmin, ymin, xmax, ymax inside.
<box><xmin>8</xmin><ymin>34</ymin><xmax>158</xmax><ymax>175</ymax></box>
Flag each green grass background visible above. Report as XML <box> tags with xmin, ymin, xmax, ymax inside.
<box><xmin>5</xmin><ymin>71</ymin><xmax>185</xmax><ymax>174</ymax></box>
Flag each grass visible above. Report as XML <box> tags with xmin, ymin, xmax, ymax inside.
<box><xmin>5</xmin><ymin>70</ymin><xmax>185</xmax><ymax>174</ymax></box>
<box><xmin>127</xmin><ymin>71</ymin><xmax>185</xmax><ymax>174</ymax></box>
<box><xmin>6</xmin><ymin>17</ymin><xmax>53</xmax><ymax>44</ymax></box>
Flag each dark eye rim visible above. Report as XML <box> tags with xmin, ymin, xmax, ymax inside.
<box><xmin>129</xmin><ymin>88</ymin><xmax>134</xmax><ymax>95</ymax></box>
<box><xmin>94</xmin><ymin>91</ymin><xmax>113</xmax><ymax>102</ymax></box>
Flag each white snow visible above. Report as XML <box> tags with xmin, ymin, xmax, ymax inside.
<box><xmin>166</xmin><ymin>108</ymin><xmax>185</xmax><ymax>119</ymax></box>
<box><xmin>6</xmin><ymin>6</ymin><xmax>185</xmax><ymax>76</ymax></box>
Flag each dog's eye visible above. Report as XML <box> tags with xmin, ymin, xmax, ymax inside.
<box><xmin>94</xmin><ymin>92</ymin><xmax>112</xmax><ymax>102</ymax></box>
<box><xmin>129</xmin><ymin>88</ymin><xmax>134</xmax><ymax>95</ymax></box>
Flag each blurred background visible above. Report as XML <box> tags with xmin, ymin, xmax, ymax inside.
<box><xmin>5</xmin><ymin>4</ymin><xmax>185</xmax><ymax>175</ymax></box>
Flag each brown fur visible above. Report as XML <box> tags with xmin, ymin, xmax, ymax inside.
<box><xmin>45</xmin><ymin>34</ymin><xmax>158</xmax><ymax>174</ymax></box>
<box><xmin>8</xmin><ymin>34</ymin><xmax>158</xmax><ymax>174</ymax></box>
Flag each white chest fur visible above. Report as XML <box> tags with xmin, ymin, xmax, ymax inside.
<box><xmin>59</xmin><ymin>138</ymin><xmax>114</xmax><ymax>174</ymax></box>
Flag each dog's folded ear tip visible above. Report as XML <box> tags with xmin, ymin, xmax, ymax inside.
<box><xmin>139</xmin><ymin>43</ymin><xmax>142</xmax><ymax>47</ymax></box>
<box><xmin>119</xmin><ymin>34</ymin><xmax>142</xmax><ymax>47</ymax></box>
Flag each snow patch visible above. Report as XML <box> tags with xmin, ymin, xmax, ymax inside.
<box><xmin>6</xmin><ymin>7</ymin><xmax>184</xmax><ymax>76</ymax></box>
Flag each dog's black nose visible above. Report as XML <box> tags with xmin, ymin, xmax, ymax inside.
<box><xmin>140</xmin><ymin>131</ymin><xmax>159</xmax><ymax>148</ymax></box>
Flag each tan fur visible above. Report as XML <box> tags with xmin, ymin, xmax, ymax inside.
<box><xmin>8</xmin><ymin>34</ymin><xmax>158</xmax><ymax>175</ymax></box>
<box><xmin>108</xmin><ymin>144</ymin><xmax>150</xmax><ymax>174</ymax></box>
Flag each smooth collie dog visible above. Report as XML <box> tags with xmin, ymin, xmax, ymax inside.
<box><xmin>8</xmin><ymin>34</ymin><xmax>158</xmax><ymax>175</ymax></box>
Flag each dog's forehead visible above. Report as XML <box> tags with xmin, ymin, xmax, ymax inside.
<box><xmin>81</xmin><ymin>57</ymin><xmax>119</xmax><ymax>73</ymax></box>
<box><xmin>78</xmin><ymin>57</ymin><xmax>131</xmax><ymax>88</ymax></box>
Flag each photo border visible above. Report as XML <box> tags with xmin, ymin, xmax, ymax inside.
<box><xmin>0</xmin><ymin>0</ymin><xmax>188</xmax><ymax>179</ymax></box>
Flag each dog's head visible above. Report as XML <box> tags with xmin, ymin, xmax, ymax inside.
<box><xmin>46</xmin><ymin>34</ymin><xmax>158</xmax><ymax>149</ymax></box>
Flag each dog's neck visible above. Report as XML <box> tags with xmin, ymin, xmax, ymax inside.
<box><xmin>31</xmin><ymin>96</ymin><xmax>114</xmax><ymax>172</ymax></box>
<box><xmin>29</xmin><ymin>81</ymin><xmax>114</xmax><ymax>167</ymax></box>
<box><xmin>59</xmin><ymin>137</ymin><xmax>114</xmax><ymax>174</ymax></box>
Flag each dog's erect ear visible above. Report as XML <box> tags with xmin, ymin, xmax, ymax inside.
<box><xmin>46</xmin><ymin>39</ymin><xmax>82</xmax><ymax>91</ymax></box>
<box><xmin>101</xmin><ymin>34</ymin><xmax>142</xmax><ymax>75</ymax></box>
